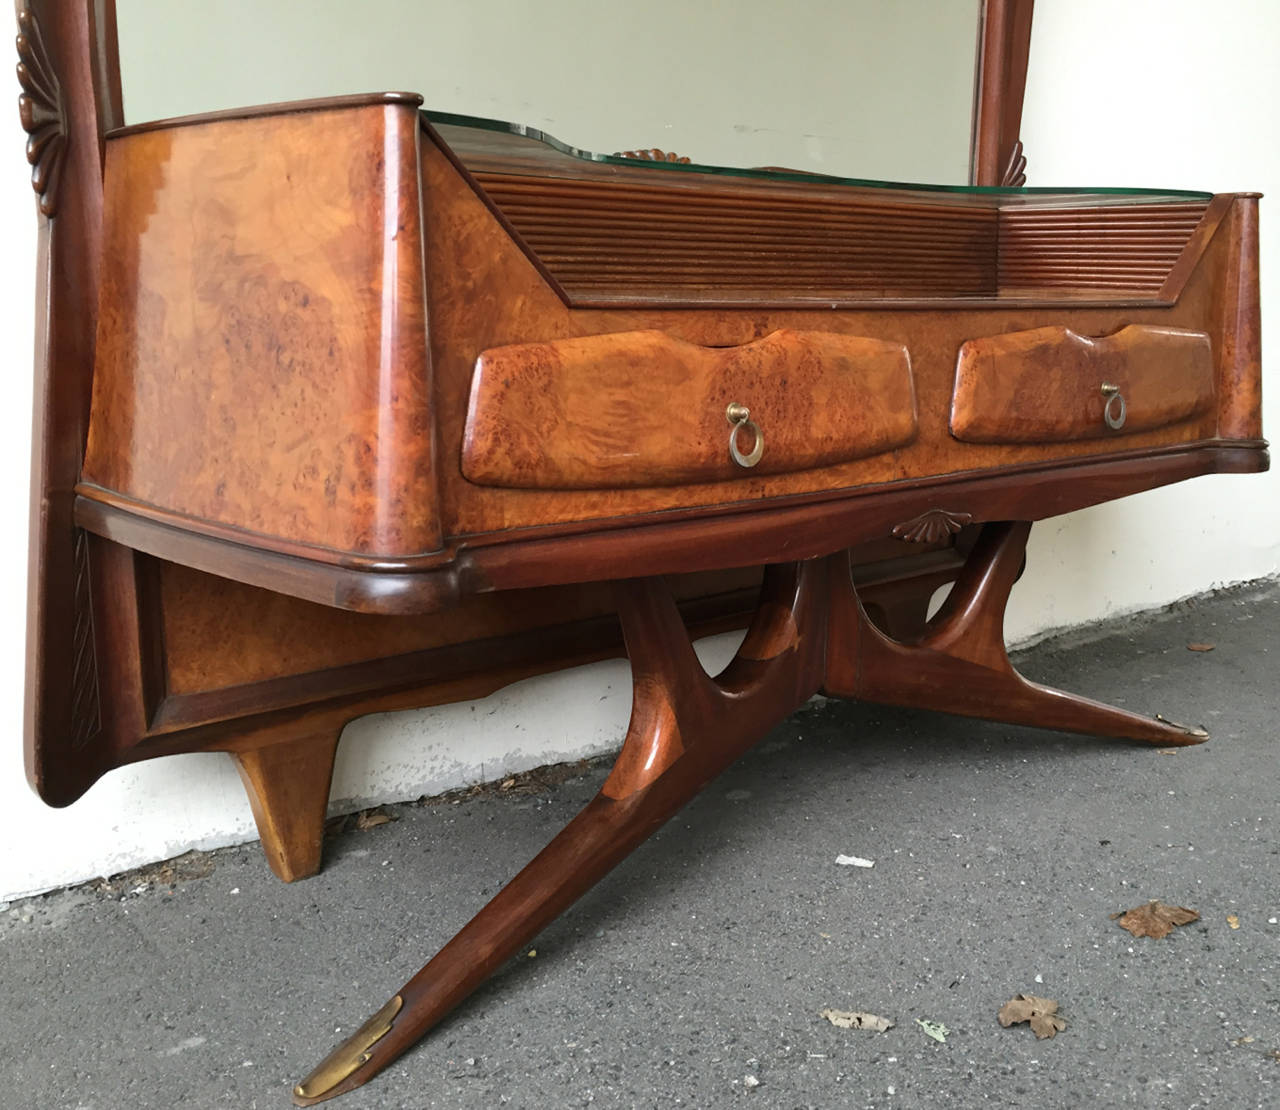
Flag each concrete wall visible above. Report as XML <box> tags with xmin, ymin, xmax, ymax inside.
<box><xmin>2</xmin><ymin>0</ymin><xmax>1277</xmax><ymax>901</ymax></box>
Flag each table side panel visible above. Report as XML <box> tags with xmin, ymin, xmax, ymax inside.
<box><xmin>84</xmin><ymin>102</ymin><xmax>440</xmax><ymax>558</ymax></box>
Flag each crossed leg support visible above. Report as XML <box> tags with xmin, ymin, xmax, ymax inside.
<box><xmin>293</xmin><ymin>521</ymin><xmax>1206</xmax><ymax>1103</ymax></box>
<box><xmin>824</xmin><ymin>520</ymin><xmax>1208</xmax><ymax>745</ymax></box>
<box><xmin>293</xmin><ymin>561</ymin><xmax>827</xmax><ymax>1104</ymax></box>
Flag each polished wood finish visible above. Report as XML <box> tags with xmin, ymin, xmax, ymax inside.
<box><xmin>951</xmin><ymin>324</ymin><xmax>1214</xmax><ymax>443</ymax></box>
<box><xmin>17</xmin><ymin>4</ymin><xmax>1271</xmax><ymax>1103</ymax></box>
<box><xmin>972</xmin><ymin>0</ymin><xmax>1035</xmax><ymax>187</ymax></box>
<box><xmin>999</xmin><ymin>201</ymin><xmax>1211</xmax><ymax>296</ymax></box>
<box><xmin>295</xmin><ymin>564</ymin><xmax>828</xmax><ymax>1104</ymax></box>
<box><xmin>463</xmin><ymin>328</ymin><xmax>917</xmax><ymax>488</ymax></box>
<box><xmin>17</xmin><ymin>0</ymin><xmax>122</xmax><ymax>806</ymax></box>
<box><xmin>73</xmin><ymin>441</ymin><xmax>1267</xmax><ymax>616</ymax></box>
<box><xmin>1212</xmin><ymin>195</ymin><xmax>1264</xmax><ymax>441</ymax></box>
<box><xmin>825</xmin><ymin>523</ymin><xmax>1206</xmax><ymax>744</ymax></box>
<box><xmin>231</xmin><ymin>722</ymin><xmax>342</xmax><ymax>883</ymax></box>
<box><xmin>72</xmin><ymin>105</ymin><xmax>1250</xmax><ymax>598</ymax></box>
<box><xmin>468</xmin><ymin>167</ymin><xmax>1001</xmax><ymax>303</ymax></box>
<box><xmin>295</xmin><ymin>521</ymin><xmax>1208</xmax><ymax>1102</ymax></box>
<box><xmin>84</xmin><ymin>99</ymin><xmax>441</xmax><ymax>559</ymax></box>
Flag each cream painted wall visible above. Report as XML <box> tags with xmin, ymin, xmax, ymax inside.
<box><xmin>2</xmin><ymin>0</ymin><xmax>1277</xmax><ymax>902</ymax></box>
<box><xmin>1006</xmin><ymin>0</ymin><xmax>1280</xmax><ymax>636</ymax></box>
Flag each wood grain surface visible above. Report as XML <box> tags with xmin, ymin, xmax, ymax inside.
<box><xmin>463</xmin><ymin>328</ymin><xmax>916</xmax><ymax>488</ymax></box>
<box><xmin>951</xmin><ymin>324</ymin><xmax>1215</xmax><ymax>443</ymax></box>
<box><xmin>84</xmin><ymin>100</ymin><xmax>440</xmax><ymax>558</ymax></box>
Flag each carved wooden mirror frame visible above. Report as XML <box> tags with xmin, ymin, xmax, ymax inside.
<box><xmin>14</xmin><ymin>0</ymin><xmax>1034</xmax><ymax>875</ymax></box>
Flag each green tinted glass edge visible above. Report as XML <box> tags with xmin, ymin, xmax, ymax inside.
<box><xmin>423</xmin><ymin>109</ymin><xmax>1212</xmax><ymax>200</ymax></box>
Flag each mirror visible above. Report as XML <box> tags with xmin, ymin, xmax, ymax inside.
<box><xmin>116</xmin><ymin>0</ymin><xmax>984</xmax><ymax>185</ymax></box>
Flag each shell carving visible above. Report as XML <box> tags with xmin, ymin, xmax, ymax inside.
<box><xmin>614</xmin><ymin>148</ymin><xmax>691</xmax><ymax>164</ymax></box>
<box><xmin>16</xmin><ymin>7</ymin><xmax>67</xmax><ymax>217</ymax></box>
<box><xmin>892</xmin><ymin>509</ymin><xmax>974</xmax><ymax>544</ymax></box>
<box><xmin>1000</xmin><ymin>139</ymin><xmax>1027</xmax><ymax>188</ymax></box>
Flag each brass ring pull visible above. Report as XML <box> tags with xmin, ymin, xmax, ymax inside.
<box><xmin>1101</xmin><ymin>382</ymin><xmax>1127</xmax><ymax>430</ymax></box>
<box><xmin>725</xmin><ymin>402</ymin><xmax>764</xmax><ymax>468</ymax></box>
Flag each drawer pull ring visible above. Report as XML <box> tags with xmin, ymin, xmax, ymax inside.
<box><xmin>1101</xmin><ymin>383</ymin><xmax>1127</xmax><ymax>430</ymax></box>
<box><xmin>725</xmin><ymin>402</ymin><xmax>764</xmax><ymax>468</ymax></box>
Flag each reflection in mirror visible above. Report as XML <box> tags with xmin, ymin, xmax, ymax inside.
<box><xmin>117</xmin><ymin>0</ymin><xmax>982</xmax><ymax>184</ymax></box>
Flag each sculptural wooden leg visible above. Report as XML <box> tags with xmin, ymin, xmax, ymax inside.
<box><xmin>292</xmin><ymin>563</ymin><xmax>826</xmax><ymax>1105</ymax></box>
<box><xmin>229</xmin><ymin>721</ymin><xmax>343</xmax><ymax>883</ymax></box>
<box><xmin>824</xmin><ymin>521</ymin><xmax>1208</xmax><ymax>746</ymax></box>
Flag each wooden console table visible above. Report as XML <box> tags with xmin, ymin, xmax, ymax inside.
<box><xmin>17</xmin><ymin>1</ymin><xmax>1264</xmax><ymax>1103</ymax></box>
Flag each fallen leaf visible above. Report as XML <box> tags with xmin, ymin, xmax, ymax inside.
<box><xmin>1227</xmin><ymin>914</ymin><xmax>1240</xmax><ymax>930</ymax></box>
<box><xmin>500</xmin><ymin>778</ymin><xmax>517</xmax><ymax>791</ymax></box>
<box><xmin>1186</xmin><ymin>642</ymin><xmax>1215</xmax><ymax>652</ymax></box>
<box><xmin>1233</xmin><ymin>1035</ymin><xmax>1255</xmax><ymax>1046</ymax></box>
<box><xmin>835</xmin><ymin>854</ymin><xmax>875</xmax><ymax>868</ymax></box>
<box><xmin>915</xmin><ymin>1019</ymin><xmax>948</xmax><ymax>1043</ymax></box>
<box><xmin>999</xmin><ymin>994</ymin><xmax>1067</xmax><ymax>1039</ymax></box>
<box><xmin>355</xmin><ymin>809</ymin><xmax>395</xmax><ymax>830</ymax></box>
<box><xmin>820</xmin><ymin>1009</ymin><xmax>894</xmax><ymax>1032</ymax></box>
<box><xmin>1111</xmin><ymin>900</ymin><xmax>1200</xmax><ymax>939</ymax></box>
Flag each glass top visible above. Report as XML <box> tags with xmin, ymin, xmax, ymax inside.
<box><xmin>427</xmin><ymin>109</ymin><xmax>1214</xmax><ymax>207</ymax></box>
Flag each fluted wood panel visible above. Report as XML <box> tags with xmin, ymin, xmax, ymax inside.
<box><xmin>998</xmin><ymin>202</ymin><xmax>1209</xmax><ymax>295</ymax></box>
<box><xmin>475</xmin><ymin>172</ymin><xmax>1000</xmax><ymax>303</ymax></box>
<box><xmin>474</xmin><ymin>172</ymin><xmax>1210</xmax><ymax>305</ymax></box>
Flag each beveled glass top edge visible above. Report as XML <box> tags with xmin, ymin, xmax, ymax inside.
<box><xmin>424</xmin><ymin>108</ymin><xmax>1214</xmax><ymax>201</ymax></box>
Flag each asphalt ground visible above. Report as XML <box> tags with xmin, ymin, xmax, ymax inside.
<box><xmin>2</xmin><ymin>582</ymin><xmax>1278</xmax><ymax>1110</ymax></box>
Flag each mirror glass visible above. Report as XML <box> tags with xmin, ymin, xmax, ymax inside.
<box><xmin>117</xmin><ymin>0</ymin><xmax>983</xmax><ymax>184</ymax></box>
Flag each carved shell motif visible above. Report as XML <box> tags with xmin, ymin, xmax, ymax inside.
<box><xmin>614</xmin><ymin>148</ymin><xmax>691</xmax><ymax>164</ymax></box>
<box><xmin>892</xmin><ymin>509</ymin><xmax>974</xmax><ymax>544</ymax></box>
<box><xmin>16</xmin><ymin>7</ymin><xmax>66</xmax><ymax>217</ymax></box>
<box><xmin>1000</xmin><ymin>139</ymin><xmax>1027</xmax><ymax>188</ymax></box>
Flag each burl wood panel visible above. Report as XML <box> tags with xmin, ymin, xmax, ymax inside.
<box><xmin>1213</xmin><ymin>195</ymin><xmax>1263</xmax><ymax>441</ymax></box>
<box><xmin>156</xmin><ymin>560</ymin><xmax>762</xmax><ymax>696</ymax></box>
<box><xmin>462</xmin><ymin>329</ymin><xmax>916</xmax><ymax>488</ymax></box>
<box><xmin>425</xmin><ymin>131</ymin><xmax>1233</xmax><ymax>542</ymax></box>
<box><xmin>83</xmin><ymin>99</ymin><xmax>440</xmax><ymax>559</ymax></box>
<box><xmin>950</xmin><ymin>325</ymin><xmax>1214</xmax><ymax>443</ymax></box>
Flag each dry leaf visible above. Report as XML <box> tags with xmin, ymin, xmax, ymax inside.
<box><xmin>915</xmin><ymin>1019</ymin><xmax>949</xmax><ymax>1043</ymax></box>
<box><xmin>1186</xmin><ymin>642</ymin><xmax>1216</xmax><ymax>652</ymax></box>
<box><xmin>355</xmin><ymin>809</ymin><xmax>395</xmax><ymax>830</ymax></box>
<box><xmin>1111</xmin><ymin>900</ymin><xmax>1200</xmax><ymax>939</ymax></box>
<box><xmin>820</xmin><ymin>1009</ymin><xmax>894</xmax><ymax>1032</ymax></box>
<box><xmin>999</xmin><ymin>994</ymin><xmax>1067</xmax><ymax>1039</ymax></box>
<box><xmin>1227</xmin><ymin>914</ymin><xmax>1240</xmax><ymax>930</ymax></box>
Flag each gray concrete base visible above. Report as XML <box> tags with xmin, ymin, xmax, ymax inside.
<box><xmin>3</xmin><ymin>583</ymin><xmax>1278</xmax><ymax>1109</ymax></box>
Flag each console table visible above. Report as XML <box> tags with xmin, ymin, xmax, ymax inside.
<box><xmin>16</xmin><ymin>2</ymin><xmax>1265</xmax><ymax>1103</ymax></box>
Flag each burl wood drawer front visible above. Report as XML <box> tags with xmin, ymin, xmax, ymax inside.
<box><xmin>950</xmin><ymin>324</ymin><xmax>1214</xmax><ymax>444</ymax></box>
<box><xmin>462</xmin><ymin>328</ymin><xmax>917</xmax><ymax>489</ymax></box>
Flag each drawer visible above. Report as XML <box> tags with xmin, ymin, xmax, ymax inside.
<box><xmin>950</xmin><ymin>324</ymin><xmax>1214</xmax><ymax>444</ymax></box>
<box><xmin>462</xmin><ymin>328</ymin><xmax>917</xmax><ymax>489</ymax></box>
